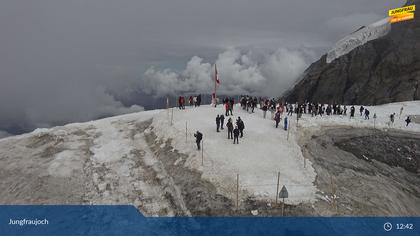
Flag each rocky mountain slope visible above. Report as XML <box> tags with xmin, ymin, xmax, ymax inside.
<box><xmin>284</xmin><ymin>0</ymin><xmax>420</xmax><ymax>105</ymax></box>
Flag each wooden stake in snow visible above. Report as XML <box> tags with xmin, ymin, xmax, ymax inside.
<box><xmin>373</xmin><ymin>113</ymin><xmax>377</xmax><ymax>129</ymax></box>
<box><xmin>201</xmin><ymin>140</ymin><xmax>204</xmax><ymax>166</ymax></box>
<box><xmin>166</xmin><ymin>97</ymin><xmax>170</xmax><ymax>120</ymax></box>
<box><xmin>275</xmin><ymin>172</ymin><xmax>280</xmax><ymax>205</ymax></box>
<box><xmin>171</xmin><ymin>108</ymin><xmax>174</xmax><ymax>126</ymax></box>
<box><xmin>330</xmin><ymin>175</ymin><xmax>333</xmax><ymax>205</ymax></box>
<box><xmin>236</xmin><ymin>174</ymin><xmax>239</xmax><ymax>210</ymax></box>
<box><xmin>304</xmin><ymin>157</ymin><xmax>306</xmax><ymax>169</ymax></box>
<box><xmin>185</xmin><ymin>121</ymin><xmax>188</xmax><ymax>143</ymax></box>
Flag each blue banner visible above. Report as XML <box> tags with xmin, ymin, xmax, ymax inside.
<box><xmin>1</xmin><ymin>205</ymin><xmax>419</xmax><ymax>236</ymax></box>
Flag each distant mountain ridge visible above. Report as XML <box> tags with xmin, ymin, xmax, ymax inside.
<box><xmin>284</xmin><ymin>0</ymin><xmax>420</xmax><ymax>105</ymax></box>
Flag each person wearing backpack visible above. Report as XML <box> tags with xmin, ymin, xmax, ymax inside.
<box><xmin>194</xmin><ymin>131</ymin><xmax>203</xmax><ymax>150</ymax></box>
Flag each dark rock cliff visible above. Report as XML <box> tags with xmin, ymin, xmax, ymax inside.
<box><xmin>284</xmin><ymin>0</ymin><xmax>420</xmax><ymax>105</ymax></box>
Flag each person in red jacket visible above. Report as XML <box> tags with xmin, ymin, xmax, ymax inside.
<box><xmin>189</xmin><ymin>96</ymin><xmax>193</xmax><ymax>106</ymax></box>
<box><xmin>179</xmin><ymin>96</ymin><xmax>185</xmax><ymax>109</ymax></box>
<box><xmin>178</xmin><ymin>96</ymin><xmax>182</xmax><ymax>109</ymax></box>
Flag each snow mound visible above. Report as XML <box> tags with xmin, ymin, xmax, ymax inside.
<box><xmin>326</xmin><ymin>17</ymin><xmax>391</xmax><ymax>63</ymax></box>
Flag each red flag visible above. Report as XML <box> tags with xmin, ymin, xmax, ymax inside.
<box><xmin>215</xmin><ymin>64</ymin><xmax>220</xmax><ymax>85</ymax></box>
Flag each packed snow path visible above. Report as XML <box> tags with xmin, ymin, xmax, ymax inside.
<box><xmin>152</xmin><ymin>104</ymin><xmax>317</xmax><ymax>204</ymax></box>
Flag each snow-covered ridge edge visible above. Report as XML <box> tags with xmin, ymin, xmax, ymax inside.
<box><xmin>326</xmin><ymin>17</ymin><xmax>391</xmax><ymax>63</ymax></box>
<box><xmin>0</xmin><ymin>109</ymin><xmax>163</xmax><ymax>142</ymax></box>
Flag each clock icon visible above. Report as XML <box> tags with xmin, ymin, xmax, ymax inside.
<box><xmin>384</xmin><ymin>222</ymin><xmax>393</xmax><ymax>232</ymax></box>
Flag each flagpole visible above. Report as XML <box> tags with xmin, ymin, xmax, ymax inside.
<box><xmin>214</xmin><ymin>64</ymin><xmax>217</xmax><ymax>107</ymax></box>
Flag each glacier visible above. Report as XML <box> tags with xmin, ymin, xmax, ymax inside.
<box><xmin>326</xmin><ymin>17</ymin><xmax>391</xmax><ymax>63</ymax></box>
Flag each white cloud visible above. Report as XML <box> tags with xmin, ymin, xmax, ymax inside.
<box><xmin>141</xmin><ymin>47</ymin><xmax>314</xmax><ymax>97</ymax></box>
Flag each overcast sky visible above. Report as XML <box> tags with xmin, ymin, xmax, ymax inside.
<box><xmin>0</xmin><ymin>0</ymin><xmax>405</xmax><ymax>135</ymax></box>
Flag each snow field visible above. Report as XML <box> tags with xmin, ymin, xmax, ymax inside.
<box><xmin>152</xmin><ymin>104</ymin><xmax>318</xmax><ymax>205</ymax></box>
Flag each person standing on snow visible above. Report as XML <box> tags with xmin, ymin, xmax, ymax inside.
<box><xmin>197</xmin><ymin>94</ymin><xmax>202</xmax><ymax>106</ymax></box>
<box><xmin>189</xmin><ymin>96</ymin><xmax>193</xmax><ymax>106</ymax></box>
<box><xmin>178</xmin><ymin>96</ymin><xmax>183</xmax><ymax>109</ymax></box>
<box><xmin>390</xmin><ymin>113</ymin><xmax>395</xmax><ymax>126</ymax></box>
<box><xmin>252</xmin><ymin>97</ymin><xmax>257</xmax><ymax>113</ymax></box>
<box><xmin>236</xmin><ymin>117</ymin><xmax>245</xmax><ymax>138</ymax></box>
<box><xmin>284</xmin><ymin>116</ymin><xmax>288</xmax><ymax>130</ymax></box>
<box><xmin>262</xmin><ymin>103</ymin><xmax>268</xmax><ymax>119</ymax></box>
<box><xmin>193</xmin><ymin>96</ymin><xmax>197</xmax><ymax>107</ymax></box>
<box><xmin>227</xmin><ymin>118</ymin><xmax>234</xmax><ymax>139</ymax></box>
<box><xmin>275</xmin><ymin>111</ymin><xmax>281</xmax><ymax>128</ymax></box>
<box><xmin>405</xmin><ymin>116</ymin><xmax>411</xmax><ymax>126</ymax></box>
<box><xmin>216</xmin><ymin>115</ymin><xmax>221</xmax><ymax>132</ymax></box>
<box><xmin>350</xmin><ymin>106</ymin><xmax>355</xmax><ymax>118</ymax></box>
<box><xmin>364</xmin><ymin>109</ymin><xmax>370</xmax><ymax>120</ymax></box>
<box><xmin>220</xmin><ymin>114</ymin><xmax>225</xmax><ymax>130</ymax></box>
<box><xmin>359</xmin><ymin>106</ymin><xmax>364</xmax><ymax>116</ymax></box>
<box><xmin>288</xmin><ymin>104</ymin><xmax>294</xmax><ymax>116</ymax></box>
<box><xmin>233</xmin><ymin>126</ymin><xmax>240</xmax><ymax>144</ymax></box>
<box><xmin>194</xmin><ymin>131</ymin><xmax>203</xmax><ymax>150</ymax></box>
<box><xmin>225</xmin><ymin>102</ymin><xmax>230</xmax><ymax>116</ymax></box>
<box><xmin>229</xmin><ymin>98</ymin><xmax>234</xmax><ymax>115</ymax></box>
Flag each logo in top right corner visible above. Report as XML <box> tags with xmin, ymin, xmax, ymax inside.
<box><xmin>389</xmin><ymin>5</ymin><xmax>416</xmax><ymax>23</ymax></box>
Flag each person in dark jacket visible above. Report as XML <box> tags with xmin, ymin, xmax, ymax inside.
<box><xmin>275</xmin><ymin>111</ymin><xmax>281</xmax><ymax>128</ymax></box>
<box><xmin>178</xmin><ymin>96</ymin><xmax>183</xmax><ymax>110</ymax></box>
<box><xmin>220</xmin><ymin>114</ymin><xmax>225</xmax><ymax>130</ymax></box>
<box><xmin>229</xmin><ymin>98</ymin><xmax>234</xmax><ymax>115</ymax></box>
<box><xmin>233</xmin><ymin>126</ymin><xmax>240</xmax><ymax>144</ymax></box>
<box><xmin>194</xmin><ymin>131</ymin><xmax>202</xmax><ymax>150</ymax></box>
<box><xmin>350</xmin><ymin>106</ymin><xmax>355</xmax><ymax>118</ymax></box>
<box><xmin>262</xmin><ymin>104</ymin><xmax>268</xmax><ymax>119</ymax></box>
<box><xmin>359</xmin><ymin>106</ymin><xmax>364</xmax><ymax>116</ymax></box>
<box><xmin>288</xmin><ymin>104</ymin><xmax>293</xmax><ymax>116</ymax></box>
<box><xmin>390</xmin><ymin>113</ymin><xmax>395</xmax><ymax>125</ymax></box>
<box><xmin>227</xmin><ymin>118</ymin><xmax>234</xmax><ymax>139</ymax></box>
<box><xmin>216</xmin><ymin>115</ymin><xmax>221</xmax><ymax>132</ymax></box>
<box><xmin>364</xmin><ymin>109</ymin><xmax>370</xmax><ymax>120</ymax></box>
<box><xmin>405</xmin><ymin>116</ymin><xmax>411</xmax><ymax>127</ymax></box>
<box><xmin>197</xmin><ymin>94</ymin><xmax>202</xmax><ymax>106</ymax></box>
<box><xmin>284</xmin><ymin>116</ymin><xmax>288</xmax><ymax>130</ymax></box>
<box><xmin>236</xmin><ymin>117</ymin><xmax>245</xmax><ymax>138</ymax></box>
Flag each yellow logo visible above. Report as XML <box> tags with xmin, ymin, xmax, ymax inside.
<box><xmin>388</xmin><ymin>5</ymin><xmax>415</xmax><ymax>17</ymax></box>
<box><xmin>390</xmin><ymin>12</ymin><xmax>415</xmax><ymax>23</ymax></box>
<box><xmin>388</xmin><ymin>5</ymin><xmax>415</xmax><ymax>23</ymax></box>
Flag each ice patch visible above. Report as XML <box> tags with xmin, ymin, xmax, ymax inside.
<box><xmin>48</xmin><ymin>150</ymin><xmax>82</xmax><ymax>177</ymax></box>
<box><xmin>326</xmin><ymin>17</ymin><xmax>391</xmax><ymax>63</ymax></box>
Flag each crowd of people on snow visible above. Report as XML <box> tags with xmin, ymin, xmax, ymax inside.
<box><xmin>282</xmin><ymin>102</ymin><xmax>413</xmax><ymax>127</ymax></box>
<box><xmin>193</xmin><ymin>96</ymin><xmax>247</xmax><ymax>149</ymax></box>
<box><xmin>178</xmin><ymin>94</ymin><xmax>202</xmax><ymax>109</ymax></box>
<box><xmin>191</xmin><ymin>94</ymin><xmax>415</xmax><ymax>150</ymax></box>
<box><xmin>218</xmin><ymin>97</ymin><xmax>245</xmax><ymax>144</ymax></box>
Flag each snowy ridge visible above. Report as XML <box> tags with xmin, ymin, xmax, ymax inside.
<box><xmin>326</xmin><ymin>17</ymin><xmax>391</xmax><ymax>63</ymax></box>
<box><xmin>0</xmin><ymin>101</ymin><xmax>419</xmax><ymax>215</ymax></box>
